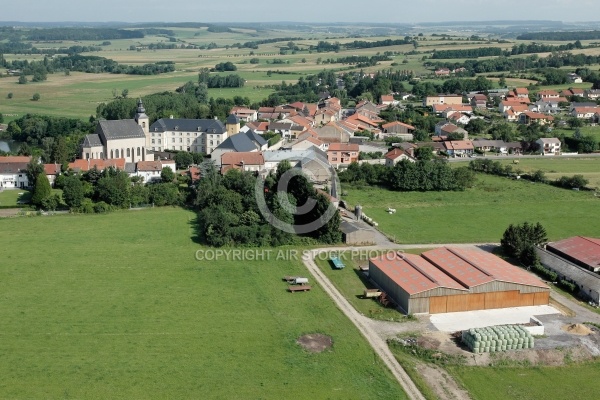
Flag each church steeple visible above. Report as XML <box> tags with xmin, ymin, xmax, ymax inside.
<box><xmin>135</xmin><ymin>98</ymin><xmax>150</xmax><ymax>143</ymax></box>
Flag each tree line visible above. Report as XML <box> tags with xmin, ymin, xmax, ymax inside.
<box><xmin>339</xmin><ymin>159</ymin><xmax>475</xmax><ymax>192</ymax></box>
<box><xmin>25</xmin><ymin>28</ymin><xmax>144</xmax><ymax>41</ymax></box>
<box><xmin>517</xmin><ymin>31</ymin><xmax>600</xmax><ymax>41</ymax></box>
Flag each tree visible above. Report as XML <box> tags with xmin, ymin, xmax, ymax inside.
<box><xmin>18</xmin><ymin>75</ymin><xmax>27</xmax><ymax>84</ymax></box>
<box><xmin>500</xmin><ymin>222</ymin><xmax>547</xmax><ymax>265</ymax></box>
<box><xmin>96</xmin><ymin>168</ymin><xmax>131</xmax><ymax>208</ymax></box>
<box><xmin>7</xmin><ymin>92</ymin><xmax>13</xmax><ymax>99</ymax></box>
<box><xmin>32</xmin><ymin>93</ymin><xmax>40</xmax><ymax>101</ymax></box>
<box><xmin>41</xmin><ymin>194</ymin><xmax>61</xmax><ymax>211</ymax></box>
<box><xmin>465</xmin><ymin>118</ymin><xmax>487</xmax><ymax>135</ymax></box>
<box><xmin>62</xmin><ymin>175</ymin><xmax>85</xmax><ymax>208</ymax></box>
<box><xmin>498</xmin><ymin>76</ymin><xmax>507</xmax><ymax>88</ymax></box>
<box><xmin>26</xmin><ymin>157</ymin><xmax>44</xmax><ymax>188</ymax></box>
<box><xmin>415</xmin><ymin>146</ymin><xmax>434</xmax><ymax>161</ymax></box>
<box><xmin>160</xmin><ymin>166</ymin><xmax>175</xmax><ymax>182</ymax></box>
<box><xmin>0</xmin><ymin>113</ymin><xmax>3</xmax><ymax>123</ymax></box>
<box><xmin>174</xmin><ymin>151</ymin><xmax>194</xmax><ymax>169</ymax></box>
<box><xmin>31</xmin><ymin>172</ymin><xmax>51</xmax><ymax>207</ymax></box>
<box><xmin>121</xmin><ymin>89</ymin><xmax>129</xmax><ymax>99</ymax></box>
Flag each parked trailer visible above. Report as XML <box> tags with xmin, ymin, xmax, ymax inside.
<box><xmin>330</xmin><ymin>256</ymin><xmax>346</xmax><ymax>269</ymax></box>
<box><xmin>293</xmin><ymin>277</ymin><xmax>309</xmax><ymax>285</ymax></box>
<box><xmin>364</xmin><ymin>289</ymin><xmax>382</xmax><ymax>298</ymax></box>
<box><xmin>282</xmin><ymin>276</ymin><xmax>298</xmax><ymax>283</ymax></box>
<box><xmin>288</xmin><ymin>285</ymin><xmax>312</xmax><ymax>292</ymax></box>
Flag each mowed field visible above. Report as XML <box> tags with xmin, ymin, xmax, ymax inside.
<box><xmin>452</xmin><ymin>156</ymin><xmax>600</xmax><ymax>188</ymax></box>
<box><xmin>448</xmin><ymin>362</ymin><xmax>600</xmax><ymax>400</ymax></box>
<box><xmin>0</xmin><ymin>208</ymin><xmax>405</xmax><ymax>399</ymax></box>
<box><xmin>342</xmin><ymin>173</ymin><xmax>600</xmax><ymax>244</ymax></box>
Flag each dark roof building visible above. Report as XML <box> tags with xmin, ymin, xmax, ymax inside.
<box><xmin>546</xmin><ymin>236</ymin><xmax>600</xmax><ymax>273</ymax></box>
<box><xmin>150</xmin><ymin>118</ymin><xmax>226</xmax><ymax>134</ymax></box>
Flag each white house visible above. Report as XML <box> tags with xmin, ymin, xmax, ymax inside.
<box><xmin>133</xmin><ymin>160</ymin><xmax>177</xmax><ymax>183</ymax></box>
<box><xmin>0</xmin><ymin>156</ymin><xmax>31</xmax><ymax>189</ymax></box>
<box><xmin>536</xmin><ymin>138</ymin><xmax>561</xmax><ymax>156</ymax></box>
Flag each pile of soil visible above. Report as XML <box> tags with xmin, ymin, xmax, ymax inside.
<box><xmin>562</xmin><ymin>323</ymin><xmax>593</xmax><ymax>336</ymax></box>
<box><xmin>297</xmin><ymin>334</ymin><xmax>333</xmax><ymax>353</ymax></box>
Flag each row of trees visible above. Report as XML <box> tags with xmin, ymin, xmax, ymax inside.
<box><xmin>339</xmin><ymin>160</ymin><xmax>475</xmax><ymax>192</ymax></box>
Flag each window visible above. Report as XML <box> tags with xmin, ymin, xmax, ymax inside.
<box><xmin>137</xmin><ymin>148</ymin><xmax>140</xmax><ymax>156</ymax></box>
<box><xmin>152</xmin><ymin>139</ymin><xmax>155</xmax><ymax>144</ymax></box>
<box><xmin>210</xmin><ymin>140</ymin><xmax>213</xmax><ymax>146</ymax></box>
<box><xmin>187</xmin><ymin>138</ymin><xmax>190</xmax><ymax>144</ymax></box>
<box><xmin>158</xmin><ymin>139</ymin><xmax>161</xmax><ymax>144</ymax></box>
<box><xmin>172</xmin><ymin>138</ymin><xmax>175</xmax><ymax>143</ymax></box>
<box><xmin>187</xmin><ymin>132</ymin><xmax>190</xmax><ymax>136</ymax></box>
<box><xmin>179</xmin><ymin>138</ymin><xmax>182</xmax><ymax>143</ymax></box>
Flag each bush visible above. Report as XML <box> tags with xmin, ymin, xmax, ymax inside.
<box><xmin>79</xmin><ymin>198</ymin><xmax>95</xmax><ymax>214</ymax></box>
<box><xmin>93</xmin><ymin>201</ymin><xmax>111</xmax><ymax>213</ymax></box>
<box><xmin>559</xmin><ymin>279</ymin><xmax>577</xmax><ymax>293</ymax></box>
<box><xmin>32</xmin><ymin>93</ymin><xmax>40</xmax><ymax>101</ymax></box>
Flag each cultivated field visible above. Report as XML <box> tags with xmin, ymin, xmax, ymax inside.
<box><xmin>342</xmin><ymin>173</ymin><xmax>600</xmax><ymax>244</ymax></box>
<box><xmin>0</xmin><ymin>208</ymin><xmax>405</xmax><ymax>399</ymax></box>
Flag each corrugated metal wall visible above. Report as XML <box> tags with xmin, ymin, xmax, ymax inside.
<box><xmin>369</xmin><ymin>261</ymin><xmax>411</xmax><ymax>313</ymax></box>
<box><xmin>471</xmin><ymin>281</ymin><xmax>548</xmax><ymax>294</ymax></box>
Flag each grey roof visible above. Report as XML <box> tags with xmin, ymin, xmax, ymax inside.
<box><xmin>226</xmin><ymin>114</ymin><xmax>240</xmax><ymax>124</ymax></box>
<box><xmin>269</xmin><ymin>122</ymin><xmax>292</xmax><ymax>131</ymax></box>
<box><xmin>150</xmin><ymin>118</ymin><xmax>226</xmax><ymax>134</ymax></box>
<box><xmin>340</xmin><ymin>220</ymin><xmax>362</xmax><ymax>234</ymax></box>
<box><xmin>97</xmin><ymin>120</ymin><xmax>145</xmax><ymax>140</ymax></box>
<box><xmin>215</xmin><ymin>131</ymin><xmax>267</xmax><ymax>152</ymax></box>
<box><xmin>124</xmin><ymin>162</ymin><xmax>136</xmax><ymax>174</ymax></box>
<box><xmin>0</xmin><ymin>162</ymin><xmax>28</xmax><ymax>174</ymax></box>
<box><xmin>472</xmin><ymin>139</ymin><xmax>507</xmax><ymax>148</ymax></box>
<box><xmin>82</xmin><ymin>134</ymin><xmax>103</xmax><ymax>147</ymax></box>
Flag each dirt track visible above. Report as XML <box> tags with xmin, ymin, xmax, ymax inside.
<box><xmin>303</xmin><ymin>248</ymin><xmax>426</xmax><ymax>400</ymax></box>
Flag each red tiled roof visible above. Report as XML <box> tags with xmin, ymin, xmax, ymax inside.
<box><xmin>381</xmin><ymin>121</ymin><xmax>415</xmax><ymax>130</ymax></box>
<box><xmin>69</xmin><ymin>158</ymin><xmax>126</xmax><ymax>172</ymax></box>
<box><xmin>221</xmin><ymin>151</ymin><xmax>264</xmax><ymax>166</ymax></box>
<box><xmin>328</xmin><ymin>143</ymin><xmax>359</xmax><ymax>152</ymax></box>
<box><xmin>43</xmin><ymin>164</ymin><xmax>61</xmax><ymax>175</ymax></box>
<box><xmin>0</xmin><ymin>156</ymin><xmax>32</xmax><ymax>163</ymax></box>
<box><xmin>547</xmin><ymin>236</ymin><xmax>600</xmax><ymax>270</ymax></box>
<box><xmin>522</xmin><ymin>111</ymin><xmax>554</xmax><ymax>120</ymax></box>
<box><xmin>422</xmin><ymin>248</ymin><xmax>548</xmax><ymax>289</ymax></box>
<box><xmin>370</xmin><ymin>252</ymin><xmax>468</xmax><ymax>295</ymax></box>
<box><xmin>384</xmin><ymin>148</ymin><xmax>407</xmax><ymax>160</ymax></box>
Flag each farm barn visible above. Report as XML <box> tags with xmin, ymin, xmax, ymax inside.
<box><xmin>369</xmin><ymin>248</ymin><xmax>549</xmax><ymax>314</ymax></box>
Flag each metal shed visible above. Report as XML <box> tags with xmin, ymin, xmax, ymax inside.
<box><xmin>369</xmin><ymin>248</ymin><xmax>550</xmax><ymax>314</ymax></box>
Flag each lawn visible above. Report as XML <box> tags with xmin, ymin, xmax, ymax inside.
<box><xmin>0</xmin><ymin>207</ymin><xmax>405</xmax><ymax>399</ymax></box>
<box><xmin>0</xmin><ymin>189</ymin><xmax>31</xmax><ymax>207</ymax></box>
<box><xmin>452</xmin><ymin>156</ymin><xmax>600</xmax><ymax>188</ymax></box>
<box><xmin>313</xmin><ymin>249</ymin><xmax>433</xmax><ymax>321</ymax></box>
<box><xmin>342</xmin><ymin>174</ymin><xmax>600</xmax><ymax>244</ymax></box>
<box><xmin>448</xmin><ymin>362</ymin><xmax>600</xmax><ymax>400</ymax></box>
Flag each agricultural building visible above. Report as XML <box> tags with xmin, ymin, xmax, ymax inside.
<box><xmin>369</xmin><ymin>248</ymin><xmax>549</xmax><ymax>314</ymax></box>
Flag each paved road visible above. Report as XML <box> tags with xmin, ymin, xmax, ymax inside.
<box><xmin>303</xmin><ymin>246</ymin><xmax>426</xmax><ymax>400</ymax></box>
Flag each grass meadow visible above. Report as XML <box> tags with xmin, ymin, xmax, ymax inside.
<box><xmin>451</xmin><ymin>156</ymin><xmax>600</xmax><ymax>188</ymax></box>
<box><xmin>448</xmin><ymin>362</ymin><xmax>600</xmax><ymax>400</ymax></box>
<box><xmin>342</xmin><ymin>173</ymin><xmax>600</xmax><ymax>244</ymax></box>
<box><xmin>0</xmin><ymin>207</ymin><xmax>405</xmax><ymax>399</ymax></box>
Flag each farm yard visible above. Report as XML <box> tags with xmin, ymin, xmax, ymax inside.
<box><xmin>0</xmin><ymin>208</ymin><xmax>406</xmax><ymax>399</ymax></box>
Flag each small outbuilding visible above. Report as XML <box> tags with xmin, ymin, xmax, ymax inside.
<box><xmin>340</xmin><ymin>220</ymin><xmax>375</xmax><ymax>245</ymax></box>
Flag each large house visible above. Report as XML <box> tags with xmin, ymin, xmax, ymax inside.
<box><xmin>81</xmin><ymin>99</ymin><xmax>151</xmax><ymax>163</ymax></box>
<box><xmin>211</xmin><ymin>130</ymin><xmax>268</xmax><ymax>166</ymax></box>
<box><xmin>536</xmin><ymin>138</ymin><xmax>561</xmax><ymax>155</ymax></box>
<box><xmin>424</xmin><ymin>95</ymin><xmax>463</xmax><ymax>107</ymax></box>
<box><xmin>149</xmin><ymin>115</ymin><xmax>237</xmax><ymax>154</ymax></box>
<box><xmin>0</xmin><ymin>156</ymin><xmax>31</xmax><ymax>189</ymax></box>
<box><xmin>327</xmin><ymin>143</ymin><xmax>359</xmax><ymax>167</ymax></box>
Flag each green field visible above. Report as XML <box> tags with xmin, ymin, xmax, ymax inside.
<box><xmin>0</xmin><ymin>189</ymin><xmax>31</xmax><ymax>207</ymax></box>
<box><xmin>342</xmin><ymin>173</ymin><xmax>600</xmax><ymax>243</ymax></box>
<box><xmin>0</xmin><ymin>208</ymin><xmax>405</xmax><ymax>399</ymax></box>
<box><xmin>453</xmin><ymin>156</ymin><xmax>600</xmax><ymax>188</ymax></box>
<box><xmin>449</xmin><ymin>362</ymin><xmax>600</xmax><ymax>400</ymax></box>
<box><xmin>314</xmin><ymin>249</ymin><xmax>432</xmax><ymax>321</ymax></box>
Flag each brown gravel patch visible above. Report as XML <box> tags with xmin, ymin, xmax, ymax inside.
<box><xmin>297</xmin><ymin>334</ymin><xmax>333</xmax><ymax>353</ymax></box>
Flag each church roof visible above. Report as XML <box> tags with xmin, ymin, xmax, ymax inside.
<box><xmin>150</xmin><ymin>118</ymin><xmax>226</xmax><ymax>134</ymax></box>
<box><xmin>226</xmin><ymin>113</ymin><xmax>240</xmax><ymax>124</ymax></box>
<box><xmin>97</xmin><ymin>120</ymin><xmax>145</xmax><ymax>140</ymax></box>
<box><xmin>82</xmin><ymin>134</ymin><xmax>103</xmax><ymax>147</ymax></box>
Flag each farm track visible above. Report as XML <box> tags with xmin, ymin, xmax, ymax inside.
<box><xmin>303</xmin><ymin>246</ymin><xmax>426</xmax><ymax>400</ymax></box>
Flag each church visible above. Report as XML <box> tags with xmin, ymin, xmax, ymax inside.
<box><xmin>81</xmin><ymin>99</ymin><xmax>242</xmax><ymax>161</ymax></box>
<box><xmin>81</xmin><ymin>99</ymin><xmax>153</xmax><ymax>163</ymax></box>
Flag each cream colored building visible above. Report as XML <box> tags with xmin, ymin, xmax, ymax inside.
<box><xmin>81</xmin><ymin>99</ymin><xmax>151</xmax><ymax>163</ymax></box>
